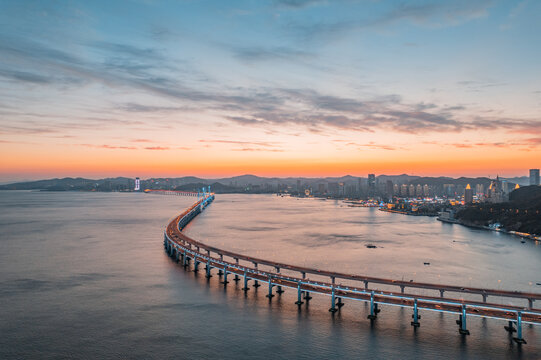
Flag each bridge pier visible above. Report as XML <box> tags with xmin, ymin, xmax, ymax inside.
<box><xmin>458</xmin><ymin>305</ymin><xmax>470</xmax><ymax>335</ymax></box>
<box><xmin>205</xmin><ymin>262</ymin><xmax>212</xmax><ymax>278</ymax></box>
<box><xmin>439</xmin><ymin>289</ymin><xmax>445</xmax><ymax>297</ymax></box>
<box><xmin>233</xmin><ymin>258</ymin><xmax>240</xmax><ymax>282</ymax></box>
<box><xmin>304</xmin><ymin>291</ymin><xmax>312</xmax><ymax>301</ymax></box>
<box><xmin>482</xmin><ymin>294</ymin><xmax>487</xmax><ymax>303</ymax></box>
<box><xmin>242</xmin><ymin>270</ymin><xmax>250</xmax><ymax>291</ymax></box>
<box><xmin>275</xmin><ymin>267</ymin><xmax>284</xmax><ymax>294</ymax></box>
<box><xmin>194</xmin><ymin>257</ymin><xmax>200</xmax><ymax>272</ymax></box>
<box><xmin>504</xmin><ymin>320</ymin><xmax>516</xmax><ymax>333</ymax></box>
<box><xmin>221</xmin><ymin>266</ymin><xmax>229</xmax><ymax>285</ymax></box>
<box><xmin>329</xmin><ymin>287</ymin><xmax>337</xmax><ymax>313</ymax></box>
<box><xmin>253</xmin><ymin>263</ymin><xmax>260</xmax><ymax>288</ymax></box>
<box><xmin>367</xmin><ymin>291</ymin><xmax>377</xmax><ymax>320</ymax></box>
<box><xmin>528</xmin><ymin>298</ymin><xmax>533</xmax><ymax>309</ymax></box>
<box><xmin>337</xmin><ymin>297</ymin><xmax>344</xmax><ymax>309</ymax></box>
<box><xmin>513</xmin><ymin>312</ymin><xmax>527</xmax><ymax>344</ymax></box>
<box><xmin>183</xmin><ymin>251</ymin><xmax>188</xmax><ymax>267</ymax></box>
<box><xmin>400</xmin><ymin>285</ymin><xmax>405</xmax><ymax>294</ymax></box>
<box><xmin>295</xmin><ymin>282</ymin><xmax>304</xmax><ymax>305</ymax></box>
<box><xmin>266</xmin><ymin>276</ymin><xmax>274</xmax><ymax>298</ymax></box>
<box><xmin>411</xmin><ymin>298</ymin><xmax>420</xmax><ymax>327</ymax></box>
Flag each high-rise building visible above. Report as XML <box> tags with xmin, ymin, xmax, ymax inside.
<box><xmin>464</xmin><ymin>184</ymin><xmax>473</xmax><ymax>203</ymax></box>
<box><xmin>530</xmin><ymin>169</ymin><xmax>540</xmax><ymax>186</ymax></box>
<box><xmin>296</xmin><ymin>179</ymin><xmax>301</xmax><ymax>191</ymax></box>
<box><xmin>475</xmin><ymin>184</ymin><xmax>484</xmax><ymax>197</ymax></box>
<box><xmin>385</xmin><ymin>180</ymin><xmax>394</xmax><ymax>200</ymax></box>
<box><xmin>400</xmin><ymin>184</ymin><xmax>408</xmax><ymax>197</ymax></box>
<box><xmin>134</xmin><ymin>177</ymin><xmax>140</xmax><ymax>191</ymax></box>
<box><xmin>409</xmin><ymin>184</ymin><xmax>415</xmax><ymax>197</ymax></box>
<box><xmin>368</xmin><ymin>174</ymin><xmax>376</xmax><ymax>196</ymax></box>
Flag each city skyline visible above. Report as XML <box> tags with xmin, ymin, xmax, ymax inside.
<box><xmin>1</xmin><ymin>0</ymin><xmax>541</xmax><ymax>181</ymax></box>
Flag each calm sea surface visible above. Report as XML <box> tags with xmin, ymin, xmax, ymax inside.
<box><xmin>1</xmin><ymin>191</ymin><xmax>539</xmax><ymax>359</ymax></box>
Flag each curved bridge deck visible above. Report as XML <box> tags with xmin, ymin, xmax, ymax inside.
<box><xmin>164</xmin><ymin>196</ymin><xmax>541</xmax><ymax>344</ymax></box>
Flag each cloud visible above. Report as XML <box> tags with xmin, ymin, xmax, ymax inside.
<box><xmin>232</xmin><ymin>46</ymin><xmax>314</xmax><ymax>63</ymax></box>
<box><xmin>80</xmin><ymin>144</ymin><xmax>137</xmax><ymax>150</ymax></box>
<box><xmin>118</xmin><ymin>103</ymin><xmax>191</xmax><ymax>113</ymax></box>
<box><xmin>286</xmin><ymin>1</ymin><xmax>494</xmax><ymax>42</ymax></box>
<box><xmin>272</xmin><ymin>0</ymin><xmax>326</xmax><ymax>8</ymax></box>
<box><xmin>199</xmin><ymin>139</ymin><xmax>282</xmax><ymax>152</ymax></box>
<box><xmin>199</xmin><ymin>139</ymin><xmax>279</xmax><ymax>147</ymax></box>
<box><xmin>0</xmin><ymin>69</ymin><xmax>52</xmax><ymax>84</ymax></box>
<box><xmin>2</xmin><ymin>33</ymin><xmax>539</xmax><ymax>138</ymax></box>
<box><xmin>144</xmin><ymin>146</ymin><xmax>170</xmax><ymax>150</ymax></box>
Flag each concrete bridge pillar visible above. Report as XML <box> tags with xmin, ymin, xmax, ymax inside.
<box><xmin>242</xmin><ymin>270</ymin><xmax>250</xmax><ymax>291</ymax></box>
<box><xmin>253</xmin><ymin>263</ymin><xmax>260</xmax><ymax>288</ymax></box>
<box><xmin>329</xmin><ymin>287</ymin><xmax>337</xmax><ymax>313</ymax></box>
<box><xmin>222</xmin><ymin>266</ymin><xmax>229</xmax><ymax>285</ymax></box>
<box><xmin>400</xmin><ymin>285</ymin><xmax>405</xmax><ymax>294</ymax></box>
<box><xmin>266</xmin><ymin>276</ymin><xmax>274</xmax><ymax>298</ymax></box>
<box><xmin>439</xmin><ymin>289</ymin><xmax>445</xmax><ymax>297</ymax></box>
<box><xmin>504</xmin><ymin>320</ymin><xmax>516</xmax><ymax>333</ymax></box>
<box><xmin>513</xmin><ymin>312</ymin><xmax>527</xmax><ymax>344</ymax></box>
<box><xmin>233</xmin><ymin>258</ymin><xmax>240</xmax><ymax>282</ymax></box>
<box><xmin>205</xmin><ymin>262</ymin><xmax>212</xmax><ymax>278</ymax></box>
<box><xmin>194</xmin><ymin>257</ymin><xmax>200</xmax><ymax>272</ymax></box>
<box><xmin>367</xmin><ymin>291</ymin><xmax>377</xmax><ymax>320</ymax></box>
<box><xmin>458</xmin><ymin>305</ymin><xmax>470</xmax><ymax>335</ymax></box>
<box><xmin>411</xmin><ymin>298</ymin><xmax>420</xmax><ymax>327</ymax></box>
<box><xmin>528</xmin><ymin>298</ymin><xmax>534</xmax><ymax>309</ymax></box>
<box><xmin>295</xmin><ymin>282</ymin><xmax>304</xmax><ymax>305</ymax></box>
<box><xmin>275</xmin><ymin>267</ymin><xmax>284</xmax><ymax>294</ymax></box>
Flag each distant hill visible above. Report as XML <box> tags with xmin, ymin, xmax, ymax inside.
<box><xmin>0</xmin><ymin>177</ymin><xmax>133</xmax><ymax>191</ymax></box>
<box><xmin>456</xmin><ymin>186</ymin><xmax>541</xmax><ymax>235</ymax></box>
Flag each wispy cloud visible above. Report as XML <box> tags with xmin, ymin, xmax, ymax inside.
<box><xmin>144</xmin><ymin>146</ymin><xmax>170</xmax><ymax>150</ymax></box>
<box><xmin>285</xmin><ymin>0</ymin><xmax>494</xmax><ymax>42</ymax></box>
<box><xmin>80</xmin><ymin>144</ymin><xmax>137</xmax><ymax>150</ymax></box>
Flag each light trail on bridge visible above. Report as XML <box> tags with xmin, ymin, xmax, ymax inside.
<box><xmin>163</xmin><ymin>195</ymin><xmax>541</xmax><ymax>345</ymax></box>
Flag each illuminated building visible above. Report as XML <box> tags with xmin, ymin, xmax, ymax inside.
<box><xmin>464</xmin><ymin>184</ymin><xmax>473</xmax><ymax>203</ymax></box>
<box><xmin>487</xmin><ymin>176</ymin><xmax>507</xmax><ymax>203</ymax></box>
<box><xmin>476</xmin><ymin>184</ymin><xmax>484</xmax><ymax>197</ymax></box>
<box><xmin>134</xmin><ymin>177</ymin><xmax>141</xmax><ymax>191</ymax></box>
<box><xmin>400</xmin><ymin>184</ymin><xmax>408</xmax><ymax>197</ymax></box>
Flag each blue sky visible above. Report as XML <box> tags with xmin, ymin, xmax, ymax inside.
<box><xmin>1</xmin><ymin>0</ymin><xmax>540</xmax><ymax>180</ymax></box>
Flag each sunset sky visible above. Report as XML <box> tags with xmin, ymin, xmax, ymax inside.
<box><xmin>1</xmin><ymin>0</ymin><xmax>540</xmax><ymax>181</ymax></box>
